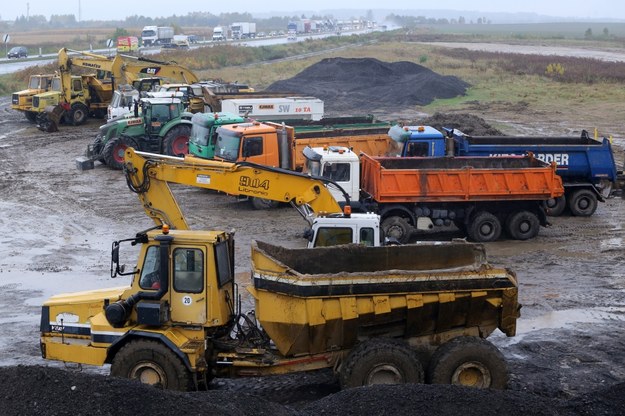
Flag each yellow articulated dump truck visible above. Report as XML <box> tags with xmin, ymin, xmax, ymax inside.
<box><xmin>40</xmin><ymin>227</ymin><xmax>519</xmax><ymax>391</ymax></box>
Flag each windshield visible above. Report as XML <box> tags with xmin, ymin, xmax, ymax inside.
<box><xmin>191</xmin><ymin>121</ymin><xmax>210</xmax><ymax>146</ymax></box>
<box><xmin>214</xmin><ymin>128</ymin><xmax>241</xmax><ymax>161</ymax></box>
<box><xmin>29</xmin><ymin>77</ymin><xmax>41</xmax><ymax>89</ymax></box>
<box><xmin>141</xmin><ymin>30</ymin><xmax>156</xmax><ymax>37</ymax></box>
<box><xmin>50</xmin><ymin>78</ymin><xmax>61</xmax><ymax>91</ymax></box>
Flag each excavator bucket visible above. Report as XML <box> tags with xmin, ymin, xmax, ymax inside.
<box><xmin>36</xmin><ymin>105</ymin><xmax>66</xmax><ymax>132</ymax></box>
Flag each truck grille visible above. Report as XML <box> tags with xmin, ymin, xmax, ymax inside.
<box><xmin>12</xmin><ymin>94</ymin><xmax>19</xmax><ymax>105</ymax></box>
<box><xmin>33</xmin><ymin>96</ymin><xmax>40</xmax><ymax>108</ymax></box>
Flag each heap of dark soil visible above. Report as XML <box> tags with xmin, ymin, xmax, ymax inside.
<box><xmin>266</xmin><ymin>57</ymin><xmax>470</xmax><ymax>113</ymax></box>
<box><xmin>2</xmin><ymin>365</ymin><xmax>625</xmax><ymax>416</ymax></box>
<box><xmin>416</xmin><ymin>112</ymin><xmax>504</xmax><ymax>136</ymax></box>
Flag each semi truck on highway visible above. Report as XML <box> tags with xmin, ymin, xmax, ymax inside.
<box><xmin>141</xmin><ymin>26</ymin><xmax>174</xmax><ymax>46</ymax></box>
<box><xmin>393</xmin><ymin>125</ymin><xmax>621</xmax><ymax>217</ymax></box>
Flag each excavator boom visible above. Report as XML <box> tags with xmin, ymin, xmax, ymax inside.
<box><xmin>123</xmin><ymin>148</ymin><xmax>345</xmax><ymax>230</ymax></box>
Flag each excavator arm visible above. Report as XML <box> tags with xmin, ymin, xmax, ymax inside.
<box><xmin>123</xmin><ymin>148</ymin><xmax>347</xmax><ymax>230</ymax></box>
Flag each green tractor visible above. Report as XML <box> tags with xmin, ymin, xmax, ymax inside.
<box><xmin>86</xmin><ymin>97</ymin><xmax>193</xmax><ymax>170</ymax></box>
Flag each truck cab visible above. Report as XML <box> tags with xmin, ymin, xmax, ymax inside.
<box><xmin>302</xmin><ymin>146</ymin><xmax>361</xmax><ymax>205</ymax></box>
<box><xmin>188</xmin><ymin>112</ymin><xmax>246</xmax><ymax>158</ymax></box>
<box><xmin>11</xmin><ymin>74</ymin><xmax>56</xmax><ymax>121</ymax></box>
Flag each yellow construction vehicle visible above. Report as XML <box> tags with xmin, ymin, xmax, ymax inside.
<box><xmin>10</xmin><ymin>73</ymin><xmax>56</xmax><ymax>122</ymax></box>
<box><xmin>32</xmin><ymin>48</ymin><xmax>199</xmax><ymax>131</ymax></box>
<box><xmin>39</xmin><ymin>148</ymin><xmax>520</xmax><ymax>391</ymax></box>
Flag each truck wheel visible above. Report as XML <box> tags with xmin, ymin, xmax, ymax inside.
<box><xmin>568</xmin><ymin>189</ymin><xmax>597</xmax><ymax>217</ymax></box>
<box><xmin>505</xmin><ymin>210</ymin><xmax>540</xmax><ymax>240</ymax></box>
<box><xmin>250</xmin><ymin>197</ymin><xmax>280</xmax><ymax>210</ymax></box>
<box><xmin>545</xmin><ymin>196</ymin><xmax>566</xmax><ymax>216</ymax></box>
<box><xmin>339</xmin><ymin>338</ymin><xmax>424</xmax><ymax>389</ymax></box>
<box><xmin>467</xmin><ymin>211</ymin><xmax>501</xmax><ymax>242</ymax></box>
<box><xmin>103</xmin><ymin>136</ymin><xmax>138</xmax><ymax>170</ymax></box>
<box><xmin>68</xmin><ymin>103</ymin><xmax>89</xmax><ymax>126</ymax></box>
<box><xmin>111</xmin><ymin>339</ymin><xmax>193</xmax><ymax>391</ymax></box>
<box><xmin>163</xmin><ymin>125</ymin><xmax>191</xmax><ymax>156</ymax></box>
<box><xmin>25</xmin><ymin>111</ymin><xmax>37</xmax><ymax>122</ymax></box>
<box><xmin>381</xmin><ymin>216</ymin><xmax>412</xmax><ymax>244</ymax></box>
<box><xmin>427</xmin><ymin>336</ymin><xmax>508</xmax><ymax>389</ymax></box>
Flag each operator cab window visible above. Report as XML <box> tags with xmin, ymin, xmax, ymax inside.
<box><xmin>242</xmin><ymin>136</ymin><xmax>263</xmax><ymax>157</ymax></box>
<box><xmin>72</xmin><ymin>78</ymin><xmax>83</xmax><ymax>93</ymax></box>
<box><xmin>359</xmin><ymin>228</ymin><xmax>376</xmax><ymax>247</ymax></box>
<box><xmin>173</xmin><ymin>248</ymin><xmax>203</xmax><ymax>293</ymax></box>
<box><xmin>406</xmin><ymin>142</ymin><xmax>429</xmax><ymax>157</ymax></box>
<box><xmin>314</xmin><ymin>227</ymin><xmax>353</xmax><ymax>247</ymax></box>
<box><xmin>139</xmin><ymin>246</ymin><xmax>161</xmax><ymax>290</ymax></box>
<box><xmin>322</xmin><ymin>162</ymin><xmax>350</xmax><ymax>182</ymax></box>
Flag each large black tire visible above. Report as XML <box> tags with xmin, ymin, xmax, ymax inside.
<box><xmin>25</xmin><ymin>111</ymin><xmax>37</xmax><ymax>123</ymax></box>
<box><xmin>110</xmin><ymin>339</ymin><xmax>193</xmax><ymax>391</ymax></box>
<box><xmin>568</xmin><ymin>189</ymin><xmax>598</xmax><ymax>217</ymax></box>
<box><xmin>250</xmin><ymin>197</ymin><xmax>280</xmax><ymax>210</ymax></box>
<box><xmin>339</xmin><ymin>338</ymin><xmax>424</xmax><ymax>389</ymax></box>
<box><xmin>467</xmin><ymin>211</ymin><xmax>501</xmax><ymax>242</ymax></box>
<box><xmin>163</xmin><ymin>125</ymin><xmax>191</xmax><ymax>156</ymax></box>
<box><xmin>427</xmin><ymin>336</ymin><xmax>508</xmax><ymax>389</ymax></box>
<box><xmin>68</xmin><ymin>103</ymin><xmax>89</xmax><ymax>126</ymax></box>
<box><xmin>103</xmin><ymin>136</ymin><xmax>138</xmax><ymax>170</ymax></box>
<box><xmin>545</xmin><ymin>196</ymin><xmax>566</xmax><ymax>216</ymax></box>
<box><xmin>381</xmin><ymin>216</ymin><xmax>412</xmax><ymax>244</ymax></box>
<box><xmin>505</xmin><ymin>210</ymin><xmax>540</xmax><ymax>240</ymax></box>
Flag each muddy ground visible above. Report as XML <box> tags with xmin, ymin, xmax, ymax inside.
<box><xmin>0</xmin><ymin>72</ymin><xmax>624</xmax><ymax>414</ymax></box>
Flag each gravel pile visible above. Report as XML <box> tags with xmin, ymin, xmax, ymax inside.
<box><xmin>266</xmin><ymin>57</ymin><xmax>470</xmax><ymax>113</ymax></box>
<box><xmin>2</xmin><ymin>365</ymin><xmax>624</xmax><ymax>416</ymax></box>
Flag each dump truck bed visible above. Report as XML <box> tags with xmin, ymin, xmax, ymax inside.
<box><xmin>249</xmin><ymin>241</ymin><xmax>519</xmax><ymax>357</ymax></box>
<box><xmin>359</xmin><ymin>153</ymin><xmax>564</xmax><ymax>203</ymax></box>
<box><xmin>292</xmin><ymin>132</ymin><xmax>391</xmax><ymax>170</ymax></box>
<box><xmin>453</xmin><ymin>133</ymin><xmax>618</xmax><ymax>182</ymax></box>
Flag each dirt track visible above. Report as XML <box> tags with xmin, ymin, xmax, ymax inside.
<box><xmin>0</xmin><ymin>76</ymin><xmax>624</xmax><ymax>413</ymax></box>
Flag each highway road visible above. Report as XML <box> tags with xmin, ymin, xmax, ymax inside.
<box><xmin>0</xmin><ymin>29</ymin><xmax>378</xmax><ymax>75</ymax></box>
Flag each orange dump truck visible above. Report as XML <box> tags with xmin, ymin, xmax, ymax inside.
<box><xmin>303</xmin><ymin>146</ymin><xmax>565</xmax><ymax>242</ymax></box>
<box><xmin>211</xmin><ymin>120</ymin><xmax>392</xmax><ymax>171</ymax></box>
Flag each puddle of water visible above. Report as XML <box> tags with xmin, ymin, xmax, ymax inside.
<box><xmin>601</xmin><ymin>237</ymin><xmax>623</xmax><ymax>251</ymax></box>
<box><xmin>498</xmin><ymin>307</ymin><xmax>625</xmax><ymax>346</ymax></box>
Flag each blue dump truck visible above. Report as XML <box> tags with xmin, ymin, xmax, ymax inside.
<box><xmin>393</xmin><ymin>126</ymin><xmax>622</xmax><ymax>217</ymax></box>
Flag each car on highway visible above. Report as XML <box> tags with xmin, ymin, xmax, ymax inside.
<box><xmin>7</xmin><ymin>46</ymin><xmax>28</xmax><ymax>59</ymax></box>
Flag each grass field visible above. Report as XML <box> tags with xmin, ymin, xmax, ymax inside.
<box><xmin>2</xmin><ymin>28</ymin><xmax>624</xmax><ymax>142</ymax></box>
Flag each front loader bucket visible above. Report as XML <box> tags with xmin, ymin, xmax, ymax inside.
<box><xmin>36</xmin><ymin>105</ymin><xmax>66</xmax><ymax>132</ymax></box>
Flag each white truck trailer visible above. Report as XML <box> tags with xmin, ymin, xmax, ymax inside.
<box><xmin>220</xmin><ymin>97</ymin><xmax>324</xmax><ymax>121</ymax></box>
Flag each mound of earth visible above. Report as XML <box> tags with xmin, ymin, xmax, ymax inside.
<box><xmin>416</xmin><ymin>112</ymin><xmax>504</xmax><ymax>136</ymax></box>
<box><xmin>2</xmin><ymin>365</ymin><xmax>624</xmax><ymax>416</ymax></box>
<box><xmin>266</xmin><ymin>57</ymin><xmax>470</xmax><ymax>114</ymax></box>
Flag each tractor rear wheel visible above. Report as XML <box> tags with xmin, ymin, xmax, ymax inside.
<box><xmin>111</xmin><ymin>339</ymin><xmax>193</xmax><ymax>391</ymax></box>
<box><xmin>163</xmin><ymin>125</ymin><xmax>191</xmax><ymax>156</ymax></box>
<box><xmin>103</xmin><ymin>136</ymin><xmax>138</xmax><ymax>170</ymax></box>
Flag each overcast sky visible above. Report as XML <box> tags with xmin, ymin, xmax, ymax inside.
<box><xmin>3</xmin><ymin>0</ymin><xmax>625</xmax><ymax>21</ymax></box>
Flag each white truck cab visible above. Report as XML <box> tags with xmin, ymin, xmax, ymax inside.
<box><xmin>307</xmin><ymin>213</ymin><xmax>381</xmax><ymax>247</ymax></box>
<box><xmin>303</xmin><ymin>146</ymin><xmax>361</xmax><ymax>204</ymax></box>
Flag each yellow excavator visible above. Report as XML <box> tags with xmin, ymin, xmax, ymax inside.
<box><xmin>33</xmin><ymin>48</ymin><xmax>199</xmax><ymax>131</ymax></box>
<box><xmin>123</xmin><ymin>147</ymin><xmax>382</xmax><ymax>247</ymax></box>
